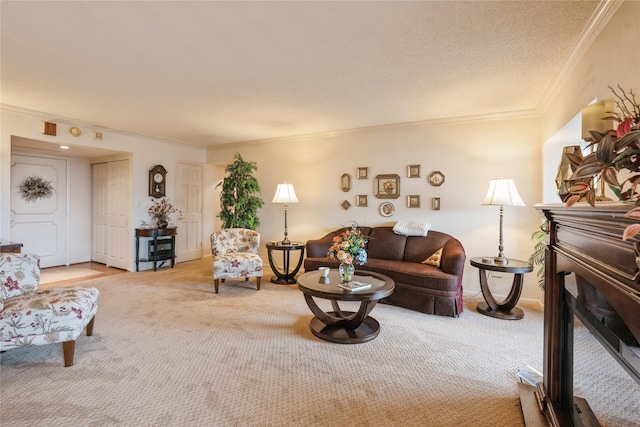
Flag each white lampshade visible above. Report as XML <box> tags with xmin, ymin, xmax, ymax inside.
<box><xmin>482</xmin><ymin>178</ymin><xmax>525</xmax><ymax>207</ymax></box>
<box><xmin>272</xmin><ymin>183</ymin><xmax>299</xmax><ymax>204</ymax></box>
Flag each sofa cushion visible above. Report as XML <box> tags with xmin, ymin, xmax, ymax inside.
<box><xmin>363</xmin><ymin>259</ymin><xmax>460</xmax><ymax>294</ymax></box>
<box><xmin>422</xmin><ymin>248</ymin><xmax>443</xmax><ymax>267</ymax></box>
<box><xmin>366</xmin><ymin>227</ymin><xmax>406</xmax><ymax>261</ymax></box>
<box><xmin>403</xmin><ymin>231</ymin><xmax>454</xmax><ymax>263</ymax></box>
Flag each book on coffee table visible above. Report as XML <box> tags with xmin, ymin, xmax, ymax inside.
<box><xmin>338</xmin><ymin>281</ymin><xmax>371</xmax><ymax>292</ymax></box>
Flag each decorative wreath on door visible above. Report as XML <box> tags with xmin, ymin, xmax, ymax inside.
<box><xmin>18</xmin><ymin>175</ymin><xmax>55</xmax><ymax>203</ymax></box>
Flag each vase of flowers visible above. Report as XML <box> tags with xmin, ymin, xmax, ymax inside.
<box><xmin>327</xmin><ymin>222</ymin><xmax>370</xmax><ymax>283</ymax></box>
<box><xmin>148</xmin><ymin>198</ymin><xmax>178</xmax><ymax>229</ymax></box>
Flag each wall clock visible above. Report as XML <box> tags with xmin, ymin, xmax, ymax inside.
<box><xmin>149</xmin><ymin>165</ymin><xmax>167</xmax><ymax>198</ymax></box>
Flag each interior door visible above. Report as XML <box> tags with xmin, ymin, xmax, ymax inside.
<box><xmin>10</xmin><ymin>155</ymin><xmax>67</xmax><ymax>267</ymax></box>
<box><xmin>176</xmin><ymin>162</ymin><xmax>203</xmax><ymax>262</ymax></box>
<box><xmin>106</xmin><ymin>160</ymin><xmax>130</xmax><ymax>270</ymax></box>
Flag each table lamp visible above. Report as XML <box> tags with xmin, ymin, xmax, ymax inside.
<box><xmin>482</xmin><ymin>178</ymin><xmax>525</xmax><ymax>264</ymax></box>
<box><xmin>272</xmin><ymin>182</ymin><xmax>299</xmax><ymax>244</ymax></box>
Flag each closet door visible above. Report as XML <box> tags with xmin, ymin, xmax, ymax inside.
<box><xmin>176</xmin><ymin>162</ymin><xmax>203</xmax><ymax>262</ymax></box>
<box><xmin>92</xmin><ymin>160</ymin><xmax>130</xmax><ymax>270</ymax></box>
<box><xmin>106</xmin><ymin>160</ymin><xmax>130</xmax><ymax>270</ymax></box>
<box><xmin>92</xmin><ymin>163</ymin><xmax>108</xmax><ymax>264</ymax></box>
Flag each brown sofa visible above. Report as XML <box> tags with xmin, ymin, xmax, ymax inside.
<box><xmin>304</xmin><ymin>226</ymin><xmax>466</xmax><ymax>317</ymax></box>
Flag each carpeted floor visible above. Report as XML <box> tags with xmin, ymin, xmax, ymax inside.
<box><xmin>1</xmin><ymin>259</ymin><xmax>638</xmax><ymax>426</ymax></box>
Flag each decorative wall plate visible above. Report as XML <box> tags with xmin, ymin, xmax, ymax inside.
<box><xmin>69</xmin><ymin>126</ymin><xmax>82</xmax><ymax>137</ymax></box>
<box><xmin>379</xmin><ymin>202</ymin><xmax>395</xmax><ymax>217</ymax></box>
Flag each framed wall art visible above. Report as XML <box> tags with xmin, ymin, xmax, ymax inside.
<box><xmin>432</xmin><ymin>197</ymin><xmax>441</xmax><ymax>210</ymax></box>
<box><xmin>341</xmin><ymin>200</ymin><xmax>351</xmax><ymax>210</ymax></box>
<box><xmin>428</xmin><ymin>171</ymin><xmax>445</xmax><ymax>187</ymax></box>
<box><xmin>357</xmin><ymin>167</ymin><xmax>369</xmax><ymax>179</ymax></box>
<box><xmin>356</xmin><ymin>195</ymin><xmax>368</xmax><ymax>207</ymax></box>
<box><xmin>407</xmin><ymin>165</ymin><xmax>421</xmax><ymax>178</ymax></box>
<box><xmin>407</xmin><ymin>195</ymin><xmax>420</xmax><ymax>208</ymax></box>
<box><xmin>374</xmin><ymin>174</ymin><xmax>400</xmax><ymax>199</ymax></box>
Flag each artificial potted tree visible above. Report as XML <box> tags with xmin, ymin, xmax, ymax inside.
<box><xmin>216</xmin><ymin>153</ymin><xmax>264</xmax><ymax>230</ymax></box>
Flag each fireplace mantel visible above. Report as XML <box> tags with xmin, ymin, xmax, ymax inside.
<box><xmin>521</xmin><ymin>203</ymin><xmax>640</xmax><ymax>426</ymax></box>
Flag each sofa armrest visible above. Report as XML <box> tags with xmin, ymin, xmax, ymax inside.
<box><xmin>305</xmin><ymin>232</ymin><xmax>339</xmax><ymax>258</ymax></box>
<box><xmin>440</xmin><ymin>239</ymin><xmax>466</xmax><ymax>277</ymax></box>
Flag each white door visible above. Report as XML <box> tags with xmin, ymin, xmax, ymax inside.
<box><xmin>176</xmin><ymin>162</ymin><xmax>203</xmax><ymax>262</ymax></box>
<box><xmin>92</xmin><ymin>163</ymin><xmax>109</xmax><ymax>264</ymax></box>
<box><xmin>10</xmin><ymin>155</ymin><xmax>67</xmax><ymax>267</ymax></box>
<box><xmin>106</xmin><ymin>160</ymin><xmax>130</xmax><ymax>270</ymax></box>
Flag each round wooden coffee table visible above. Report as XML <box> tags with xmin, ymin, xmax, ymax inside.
<box><xmin>297</xmin><ymin>269</ymin><xmax>394</xmax><ymax>344</ymax></box>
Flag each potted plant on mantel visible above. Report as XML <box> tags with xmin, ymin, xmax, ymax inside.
<box><xmin>217</xmin><ymin>152</ymin><xmax>264</xmax><ymax>230</ymax></box>
<box><xmin>563</xmin><ymin>85</ymin><xmax>640</xmax><ymax>346</ymax></box>
<box><xmin>566</xmin><ymin>85</ymin><xmax>640</xmax><ymax>238</ymax></box>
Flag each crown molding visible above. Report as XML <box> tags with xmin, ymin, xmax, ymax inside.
<box><xmin>1</xmin><ymin>104</ymin><xmax>206</xmax><ymax>151</ymax></box>
<box><xmin>216</xmin><ymin>109</ymin><xmax>540</xmax><ymax>148</ymax></box>
<box><xmin>536</xmin><ymin>0</ymin><xmax>623</xmax><ymax>115</ymax></box>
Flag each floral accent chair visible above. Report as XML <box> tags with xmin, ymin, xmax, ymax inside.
<box><xmin>211</xmin><ymin>228</ymin><xmax>263</xmax><ymax>293</ymax></box>
<box><xmin>0</xmin><ymin>253</ymin><xmax>99</xmax><ymax>367</ymax></box>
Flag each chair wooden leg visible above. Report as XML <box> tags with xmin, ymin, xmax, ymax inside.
<box><xmin>256</xmin><ymin>276</ymin><xmax>261</xmax><ymax>291</ymax></box>
<box><xmin>214</xmin><ymin>279</ymin><xmax>220</xmax><ymax>293</ymax></box>
<box><xmin>86</xmin><ymin>316</ymin><xmax>96</xmax><ymax>336</ymax></box>
<box><xmin>62</xmin><ymin>341</ymin><xmax>75</xmax><ymax>367</ymax></box>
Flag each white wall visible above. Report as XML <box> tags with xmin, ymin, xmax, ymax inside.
<box><xmin>209</xmin><ymin>113</ymin><xmax>543</xmax><ymax>303</ymax></box>
<box><xmin>0</xmin><ymin>107</ymin><xmax>214</xmax><ymax>270</ymax></box>
<box><xmin>541</xmin><ymin>1</ymin><xmax>640</xmax><ymax>144</ymax></box>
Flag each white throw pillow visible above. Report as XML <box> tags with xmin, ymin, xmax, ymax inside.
<box><xmin>393</xmin><ymin>221</ymin><xmax>431</xmax><ymax>237</ymax></box>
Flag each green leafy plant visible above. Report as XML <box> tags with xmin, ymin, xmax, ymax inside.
<box><xmin>529</xmin><ymin>222</ymin><xmax>547</xmax><ymax>290</ymax></box>
<box><xmin>216</xmin><ymin>153</ymin><xmax>264</xmax><ymax>230</ymax></box>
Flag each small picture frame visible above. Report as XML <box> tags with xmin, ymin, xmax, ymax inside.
<box><xmin>356</xmin><ymin>195</ymin><xmax>368</xmax><ymax>207</ymax></box>
<box><xmin>428</xmin><ymin>171</ymin><xmax>445</xmax><ymax>187</ymax></box>
<box><xmin>407</xmin><ymin>165</ymin><xmax>421</xmax><ymax>178</ymax></box>
<box><xmin>379</xmin><ymin>202</ymin><xmax>395</xmax><ymax>217</ymax></box>
<box><xmin>407</xmin><ymin>195</ymin><xmax>420</xmax><ymax>208</ymax></box>
<box><xmin>374</xmin><ymin>174</ymin><xmax>400</xmax><ymax>199</ymax></box>
<box><xmin>357</xmin><ymin>167</ymin><xmax>369</xmax><ymax>179</ymax></box>
<box><xmin>341</xmin><ymin>200</ymin><xmax>351</xmax><ymax>210</ymax></box>
<box><xmin>432</xmin><ymin>197</ymin><xmax>441</xmax><ymax>210</ymax></box>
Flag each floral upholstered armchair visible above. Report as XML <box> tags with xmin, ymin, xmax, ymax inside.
<box><xmin>0</xmin><ymin>253</ymin><xmax>99</xmax><ymax>367</ymax></box>
<box><xmin>211</xmin><ymin>228</ymin><xmax>263</xmax><ymax>293</ymax></box>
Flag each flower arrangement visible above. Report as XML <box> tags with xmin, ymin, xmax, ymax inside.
<box><xmin>18</xmin><ymin>175</ymin><xmax>54</xmax><ymax>203</ymax></box>
<box><xmin>566</xmin><ymin>85</ymin><xmax>640</xmax><ymax>240</ymax></box>
<box><xmin>327</xmin><ymin>222</ymin><xmax>370</xmax><ymax>265</ymax></box>
<box><xmin>148</xmin><ymin>198</ymin><xmax>179</xmax><ymax>227</ymax></box>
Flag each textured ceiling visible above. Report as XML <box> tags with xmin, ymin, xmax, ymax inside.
<box><xmin>1</xmin><ymin>1</ymin><xmax>603</xmax><ymax>147</ymax></box>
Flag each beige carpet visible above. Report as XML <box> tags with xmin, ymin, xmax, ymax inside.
<box><xmin>1</xmin><ymin>259</ymin><xmax>638</xmax><ymax>426</ymax></box>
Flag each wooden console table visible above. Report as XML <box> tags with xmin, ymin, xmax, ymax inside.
<box><xmin>523</xmin><ymin>203</ymin><xmax>640</xmax><ymax>426</ymax></box>
<box><xmin>135</xmin><ymin>227</ymin><xmax>177</xmax><ymax>272</ymax></box>
<box><xmin>0</xmin><ymin>240</ymin><xmax>23</xmax><ymax>253</ymax></box>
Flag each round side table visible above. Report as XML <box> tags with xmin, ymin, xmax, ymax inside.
<box><xmin>470</xmin><ymin>257</ymin><xmax>533</xmax><ymax>320</ymax></box>
<box><xmin>266</xmin><ymin>242</ymin><xmax>305</xmax><ymax>284</ymax></box>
